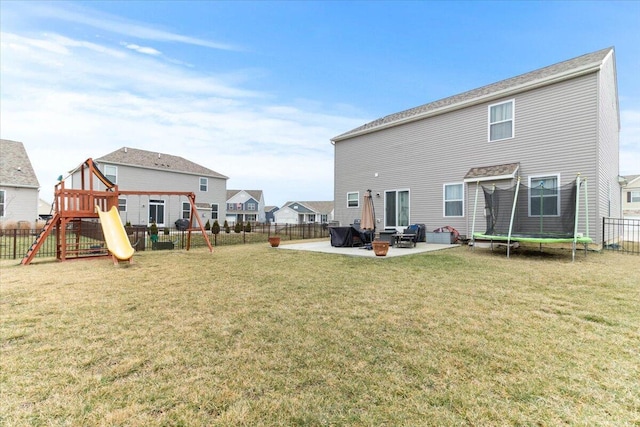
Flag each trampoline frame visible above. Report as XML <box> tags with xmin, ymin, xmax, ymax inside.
<box><xmin>471</xmin><ymin>174</ymin><xmax>591</xmax><ymax>261</ymax></box>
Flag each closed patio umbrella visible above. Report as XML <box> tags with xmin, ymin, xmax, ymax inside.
<box><xmin>361</xmin><ymin>189</ymin><xmax>375</xmax><ymax>231</ymax></box>
<box><xmin>360</xmin><ymin>189</ymin><xmax>376</xmax><ymax>248</ymax></box>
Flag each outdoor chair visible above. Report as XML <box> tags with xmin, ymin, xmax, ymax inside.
<box><xmin>352</xmin><ymin>219</ymin><xmax>374</xmax><ymax>248</ymax></box>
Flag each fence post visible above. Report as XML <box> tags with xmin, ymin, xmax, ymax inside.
<box><xmin>13</xmin><ymin>228</ymin><xmax>18</xmax><ymax>259</ymax></box>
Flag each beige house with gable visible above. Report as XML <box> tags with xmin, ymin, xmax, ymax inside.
<box><xmin>0</xmin><ymin>139</ymin><xmax>40</xmax><ymax>224</ymax></box>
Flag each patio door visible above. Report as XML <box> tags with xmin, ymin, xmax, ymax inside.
<box><xmin>149</xmin><ymin>199</ymin><xmax>165</xmax><ymax>226</ymax></box>
<box><xmin>385</xmin><ymin>190</ymin><xmax>410</xmax><ymax>229</ymax></box>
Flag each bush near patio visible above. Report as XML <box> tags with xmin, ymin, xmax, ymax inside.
<box><xmin>1</xmin><ymin>245</ymin><xmax>638</xmax><ymax>426</ymax></box>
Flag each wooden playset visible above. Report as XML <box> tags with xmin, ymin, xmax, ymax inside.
<box><xmin>21</xmin><ymin>158</ymin><xmax>212</xmax><ymax>265</ymax></box>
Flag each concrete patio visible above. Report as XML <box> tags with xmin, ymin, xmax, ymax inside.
<box><xmin>277</xmin><ymin>240</ymin><xmax>458</xmax><ymax>258</ymax></box>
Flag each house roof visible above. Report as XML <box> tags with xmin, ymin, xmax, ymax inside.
<box><xmin>332</xmin><ymin>47</ymin><xmax>614</xmax><ymax>142</ymax></box>
<box><xmin>622</xmin><ymin>174</ymin><xmax>640</xmax><ymax>187</ymax></box>
<box><xmin>283</xmin><ymin>201</ymin><xmax>334</xmax><ymax>214</ymax></box>
<box><xmin>0</xmin><ymin>139</ymin><xmax>40</xmax><ymax>188</ymax></box>
<box><xmin>464</xmin><ymin>163</ymin><xmax>520</xmax><ymax>182</ymax></box>
<box><xmin>96</xmin><ymin>147</ymin><xmax>228</xmax><ymax>179</ymax></box>
<box><xmin>264</xmin><ymin>206</ymin><xmax>279</xmax><ymax>212</ymax></box>
<box><xmin>226</xmin><ymin>189</ymin><xmax>263</xmax><ymax>201</ymax></box>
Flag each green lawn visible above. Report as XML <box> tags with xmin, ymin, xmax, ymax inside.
<box><xmin>1</xmin><ymin>243</ymin><xmax>638</xmax><ymax>426</ymax></box>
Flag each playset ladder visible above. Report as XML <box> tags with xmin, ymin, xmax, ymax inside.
<box><xmin>21</xmin><ymin>213</ymin><xmax>59</xmax><ymax>265</ymax></box>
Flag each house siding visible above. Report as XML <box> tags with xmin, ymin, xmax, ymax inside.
<box><xmin>0</xmin><ymin>186</ymin><xmax>39</xmax><ymax>223</ymax></box>
<box><xmin>335</xmin><ymin>72</ymin><xmax>602</xmax><ymax>239</ymax></box>
<box><xmin>596</xmin><ymin>52</ymin><xmax>621</xmax><ymax>221</ymax></box>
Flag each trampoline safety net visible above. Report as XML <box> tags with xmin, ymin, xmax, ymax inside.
<box><xmin>482</xmin><ymin>180</ymin><xmax>578</xmax><ymax>239</ymax></box>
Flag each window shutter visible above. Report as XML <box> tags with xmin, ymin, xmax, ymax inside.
<box><xmin>628</xmin><ymin>192</ymin><xmax>632</xmax><ymax>203</ymax></box>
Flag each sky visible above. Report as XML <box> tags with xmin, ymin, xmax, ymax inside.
<box><xmin>1</xmin><ymin>1</ymin><xmax>639</xmax><ymax>207</ymax></box>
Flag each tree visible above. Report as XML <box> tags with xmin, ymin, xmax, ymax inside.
<box><xmin>223</xmin><ymin>220</ymin><xmax>230</xmax><ymax>233</ymax></box>
<box><xmin>234</xmin><ymin>221</ymin><xmax>243</xmax><ymax>233</ymax></box>
<box><xmin>212</xmin><ymin>220</ymin><xmax>220</xmax><ymax>235</ymax></box>
<box><xmin>244</xmin><ymin>222</ymin><xmax>252</xmax><ymax>233</ymax></box>
<box><xmin>205</xmin><ymin>219</ymin><xmax>211</xmax><ymax>231</ymax></box>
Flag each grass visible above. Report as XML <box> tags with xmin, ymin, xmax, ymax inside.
<box><xmin>1</xmin><ymin>243</ymin><xmax>639</xmax><ymax>426</ymax></box>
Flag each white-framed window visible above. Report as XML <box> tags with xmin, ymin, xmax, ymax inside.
<box><xmin>104</xmin><ymin>165</ymin><xmax>117</xmax><ymax>184</ymax></box>
<box><xmin>529</xmin><ymin>174</ymin><xmax>560</xmax><ymax>216</ymax></box>
<box><xmin>246</xmin><ymin>214</ymin><xmax>256</xmax><ymax>222</ymax></box>
<box><xmin>0</xmin><ymin>190</ymin><xmax>5</xmax><ymax>217</ymax></box>
<box><xmin>347</xmin><ymin>192</ymin><xmax>359</xmax><ymax>208</ymax></box>
<box><xmin>444</xmin><ymin>183</ymin><xmax>464</xmax><ymax>217</ymax></box>
<box><xmin>488</xmin><ymin>100</ymin><xmax>514</xmax><ymax>141</ymax></box>
<box><xmin>321</xmin><ymin>214</ymin><xmax>328</xmax><ymax>223</ymax></box>
<box><xmin>308</xmin><ymin>214</ymin><xmax>316</xmax><ymax>223</ymax></box>
<box><xmin>182</xmin><ymin>202</ymin><xmax>191</xmax><ymax>219</ymax></box>
<box><xmin>199</xmin><ymin>177</ymin><xmax>208</xmax><ymax>192</ymax></box>
<box><xmin>247</xmin><ymin>202</ymin><xmax>256</xmax><ymax>211</ymax></box>
<box><xmin>385</xmin><ymin>189</ymin><xmax>410</xmax><ymax>228</ymax></box>
<box><xmin>629</xmin><ymin>191</ymin><xmax>640</xmax><ymax>203</ymax></box>
<box><xmin>211</xmin><ymin>203</ymin><xmax>219</xmax><ymax>220</ymax></box>
<box><xmin>118</xmin><ymin>198</ymin><xmax>127</xmax><ymax>212</ymax></box>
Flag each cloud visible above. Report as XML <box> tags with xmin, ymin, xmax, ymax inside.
<box><xmin>121</xmin><ymin>42</ymin><xmax>162</xmax><ymax>56</ymax></box>
<box><xmin>0</xmin><ymin>25</ymin><xmax>364</xmax><ymax>206</ymax></box>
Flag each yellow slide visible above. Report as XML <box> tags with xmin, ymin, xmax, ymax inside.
<box><xmin>95</xmin><ymin>206</ymin><xmax>135</xmax><ymax>263</ymax></box>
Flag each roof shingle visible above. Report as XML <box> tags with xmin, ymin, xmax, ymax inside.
<box><xmin>0</xmin><ymin>139</ymin><xmax>40</xmax><ymax>188</ymax></box>
<box><xmin>97</xmin><ymin>147</ymin><xmax>228</xmax><ymax>179</ymax></box>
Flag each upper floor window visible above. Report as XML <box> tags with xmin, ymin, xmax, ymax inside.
<box><xmin>347</xmin><ymin>192</ymin><xmax>359</xmax><ymax>208</ymax></box>
<box><xmin>0</xmin><ymin>190</ymin><xmax>5</xmax><ymax>217</ymax></box>
<box><xmin>211</xmin><ymin>203</ymin><xmax>219</xmax><ymax>220</ymax></box>
<box><xmin>489</xmin><ymin>100</ymin><xmax>514</xmax><ymax>141</ymax></box>
<box><xmin>118</xmin><ymin>198</ymin><xmax>127</xmax><ymax>212</ymax></box>
<box><xmin>444</xmin><ymin>183</ymin><xmax>464</xmax><ymax>217</ymax></box>
<box><xmin>629</xmin><ymin>191</ymin><xmax>640</xmax><ymax>203</ymax></box>
<box><xmin>104</xmin><ymin>165</ymin><xmax>117</xmax><ymax>184</ymax></box>
<box><xmin>199</xmin><ymin>177</ymin><xmax>208</xmax><ymax>192</ymax></box>
<box><xmin>247</xmin><ymin>202</ymin><xmax>256</xmax><ymax>211</ymax></box>
<box><xmin>529</xmin><ymin>175</ymin><xmax>559</xmax><ymax>216</ymax></box>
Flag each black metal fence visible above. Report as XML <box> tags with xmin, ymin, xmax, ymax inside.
<box><xmin>602</xmin><ymin>217</ymin><xmax>640</xmax><ymax>255</ymax></box>
<box><xmin>0</xmin><ymin>222</ymin><xmax>330</xmax><ymax>261</ymax></box>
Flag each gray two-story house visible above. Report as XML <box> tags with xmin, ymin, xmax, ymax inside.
<box><xmin>332</xmin><ymin>47</ymin><xmax>620</xmax><ymax>245</ymax></box>
<box><xmin>0</xmin><ymin>139</ymin><xmax>40</xmax><ymax>224</ymax></box>
<box><xmin>71</xmin><ymin>147</ymin><xmax>228</xmax><ymax>228</ymax></box>
<box><xmin>225</xmin><ymin>190</ymin><xmax>266</xmax><ymax>224</ymax></box>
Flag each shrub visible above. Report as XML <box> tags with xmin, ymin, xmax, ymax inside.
<box><xmin>223</xmin><ymin>220</ymin><xmax>230</xmax><ymax>233</ymax></box>
<box><xmin>205</xmin><ymin>219</ymin><xmax>211</xmax><ymax>231</ymax></box>
<box><xmin>149</xmin><ymin>222</ymin><xmax>158</xmax><ymax>235</ymax></box>
<box><xmin>244</xmin><ymin>222</ymin><xmax>252</xmax><ymax>233</ymax></box>
<box><xmin>212</xmin><ymin>220</ymin><xmax>220</xmax><ymax>235</ymax></box>
<box><xmin>234</xmin><ymin>222</ymin><xmax>243</xmax><ymax>233</ymax></box>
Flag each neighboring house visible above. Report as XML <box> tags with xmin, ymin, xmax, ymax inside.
<box><xmin>274</xmin><ymin>201</ymin><xmax>334</xmax><ymax>224</ymax></box>
<box><xmin>264</xmin><ymin>205</ymin><xmax>279</xmax><ymax>223</ymax></box>
<box><xmin>225</xmin><ymin>190</ymin><xmax>266</xmax><ymax>224</ymax></box>
<box><xmin>621</xmin><ymin>175</ymin><xmax>640</xmax><ymax>218</ymax></box>
<box><xmin>38</xmin><ymin>198</ymin><xmax>53</xmax><ymax>220</ymax></box>
<box><xmin>331</xmin><ymin>47</ymin><xmax>620</xmax><ymax>244</ymax></box>
<box><xmin>70</xmin><ymin>147</ymin><xmax>228</xmax><ymax>227</ymax></box>
<box><xmin>0</xmin><ymin>139</ymin><xmax>40</xmax><ymax>224</ymax></box>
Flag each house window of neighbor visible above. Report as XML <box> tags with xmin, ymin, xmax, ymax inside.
<box><xmin>104</xmin><ymin>165</ymin><xmax>117</xmax><ymax>184</ymax></box>
<box><xmin>321</xmin><ymin>214</ymin><xmax>328</xmax><ymax>223</ymax></box>
<box><xmin>211</xmin><ymin>204</ymin><xmax>219</xmax><ymax>220</ymax></box>
<box><xmin>199</xmin><ymin>177</ymin><xmax>208</xmax><ymax>192</ymax></box>
<box><xmin>385</xmin><ymin>190</ymin><xmax>409</xmax><ymax>228</ymax></box>
<box><xmin>308</xmin><ymin>214</ymin><xmax>316</xmax><ymax>223</ymax></box>
<box><xmin>347</xmin><ymin>192</ymin><xmax>359</xmax><ymax>208</ymax></box>
<box><xmin>118</xmin><ymin>198</ymin><xmax>127</xmax><ymax>212</ymax></box>
<box><xmin>529</xmin><ymin>175</ymin><xmax>560</xmax><ymax>216</ymax></box>
<box><xmin>630</xmin><ymin>191</ymin><xmax>640</xmax><ymax>203</ymax></box>
<box><xmin>489</xmin><ymin>100</ymin><xmax>514</xmax><ymax>141</ymax></box>
<box><xmin>444</xmin><ymin>183</ymin><xmax>464</xmax><ymax>217</ymax></box>
<box><xmin>182</xmin><ymin>202</ymin><xmax>191</xmax><ymax>219</ymax></box>
<box><xmin>247</xmin><ymin>202</ymin><xmax>256</xmax><ymax>211</ymax></box>
<box><xmin>0</xmin><ymin>190</ymin><xmax>5</xmax><ymax>217</ymax></box>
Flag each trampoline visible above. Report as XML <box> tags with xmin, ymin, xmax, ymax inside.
<box><xmin>471</xmin><ymin>174</ymin><xmax>591</xmax><ymax>260</ymax></box>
